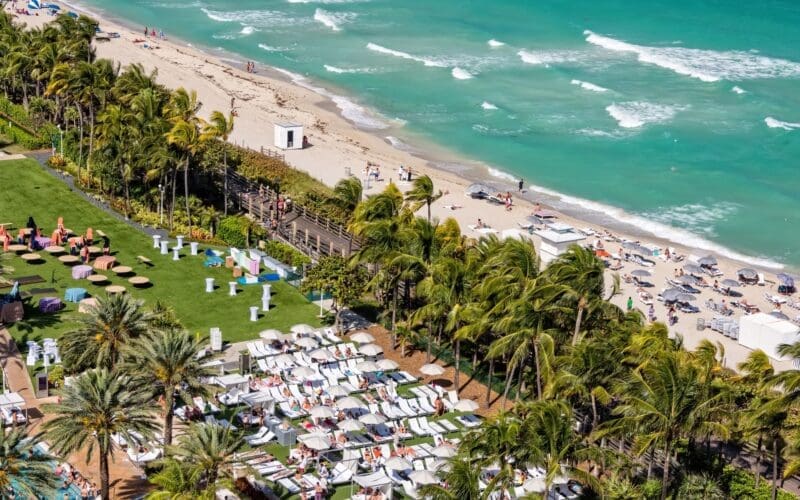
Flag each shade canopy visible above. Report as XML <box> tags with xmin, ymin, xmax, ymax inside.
<box><xmin>300</xmin><ymin>434</ymin><xmax>331</xmax><ymax>451</ymax></box>
<box><xmin>356</xmin><ymin>361</ymin><xmax>380</xmax><ymax>373</ymax></box>
<box><xmin>294</xmin><ymin>337</ymin><xmax>318</xmax><ymax>349</ymax></box>
<box><xmin>337</xmin><ymin>419</ymin><xmax>365</xmax><ymax>432</ymax></box>
<box><xmin>683</xmin><ymin>264</ymin><xmax>704</xmax><ymax>274</ymax></box>
<box><xmin>454</xmin><ymin>399</ymin><xmax>479</xmax><ymax>412</ymax></box>
<box><xmin>466</xmin><ymin>183</ymin><xmax>492</xmax><ymax>196</ymax></box>
<box><xmin>259</xmin><ymin>329</ymin><xmax>285</xmax><ymax>341</ymax></box>
<box><xmin>384</xmin><ymin>456</ymin><xmax>413</xmax><ymax>471</ymax></box>
<box><xmin>309</xmin><ymin>406</ymin><xmax>336</xmax><ymax>419</ymax></box>
<box><xmin>431</xmin><ymin>445</ymin><xmax>456</xmax><ymax>458</ymax></box>
<box><xmin>420</xmin><ymin>364</ymin><xmax>445</xmax><ymax>376</ymax></box>
<box><xmin>359</xmin><ymin>343</ymin><xmax>383</xmax><ymax>356</ymax></box>
<box><xmin>359</xmin><ymin>413</ymin><xmax>387</xmax><ymax>425</ymax></box>
<box><xmin>292</xmin><ymin>366</ymin><xmax>316</xmax><ymax>378</ymax></box>
<box><xmin>291</xmin><ymin>324</ymin><xmax>316</xmax><ymax>334</ymax></box>
<box><xmin>777</xmin><ymin>273</ymin><xmax>795</xmax><ymax>287</ymax></box>
<box><xmin>721</xmin><ymin>279</ymin><xmax>741</xmax><ymax>288</ymax></box>
<box><xmin>337</xmin><ymin>396</ymin><xmax>367</xmax><ymax>410</ymax></box>
<box><xmin>698</xmin><ymin>255</ymin><xmax>717</xmax><ymax>266</ymax></box>
<box><xmin>309</xmin><ymin>348</ymin><xmax>333</xmax><ymax>361</ymax></box>
<box><xmin>377</xmin><ymin>359</ymin><xmax>399</xmax><ymax>371</ymax></box>
<box><xmin>738</xmin><ymin>268</ymin><xmax>757</xmax><ymax>279</ymax></box>
<box><xmin>326</xmin><ymin>385</ymin><xmax>350</xmax><ymax>397</ymax></box>
<box><xmin>409</xmin><ymin>470</ymin><xmax>439</xmax><ymax>485</ymax></box>
<box><xmin>631</xmin><ymin>269</ymin><xmax>651</xmax><ymax>277</ymax></box>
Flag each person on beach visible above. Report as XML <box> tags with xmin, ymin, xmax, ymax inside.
<box><xmin>518</xmin><ymin>178</ymin><xmax>524</xmax><ymax>192</ymax></box>
<box><xmin>627</xmin><ymin>296</ymin><xmax>633</xmax><ymax>311</ymax></box>
<box><xmin>477</xmin><ymin>218</ymin><xmax>484</xmax><ymax>228</ymax></box>
<box><xmin>144</xmin><ymin>26</ymin><xmax>148</xmax><ymax>37</ymax></box>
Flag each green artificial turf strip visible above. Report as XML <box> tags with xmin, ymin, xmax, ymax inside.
<box><xmin>0</xmin><ymin>159</ymin><xmax>322</xmax><ymax>347</ymax></box>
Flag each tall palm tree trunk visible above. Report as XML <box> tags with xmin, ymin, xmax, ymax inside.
<box><xmin>99</xmin><ymin>449</ymin><xmax>110</xmax><ymax>500</ymax></box>
<box><xmin>164</xmin><ymin>392</ymin><xmax>175</xmax><ymax>447</ymax></box>
<box><xmin>184</xmin><ymin>156</ymin><xmax>192</xmax><ymax>238</ymax></box>
<box><xmin>533</xmin><ymin>341</ymin><xmax>543</xmax><ymax>400</ymax></box>
<box><xmin>571</xmin><ymin>300</ymin><xmax>585</xmax><ymax>346</ymax></box>
<box><xmin>755</xmin><ymin>434</ymin><xmax>763</xmax><ymax>487</ymax></box>
<box><xmin>426</xmin><ymin>322</ymin><xmax>433</xmax><ymax>362</ymax></box>
<box><xmin>772</xmin><ymin>438</ymin><xmax>779</xmax><ymax>500</ymax></box>
<box><xmin>223</xmin><ymin>149</ymin><xmax>228</xmax><ymax>216</ymax></box>
<box><xmin>87</xmin><ymin>105</ymin><xmax>95</xmax><ymax>185</ymax></box>
<box><xmin>660</xmin><ymin>439</ymin><xmax>672</xmax><ymax>500</ymax></box>
<box><xmin>486</xmin><ymin>357</ymin><xmax>494</xmax><ymax>406</ymax></box>
<box><xmin>453</xmin><ymin>340</ymin><xmax>461</xmax><ymax>394</ymax></box>
<box><xmin>170</xmin><ymin>167</ymin><xmax>178</xmax><ymax>230</ymax></box>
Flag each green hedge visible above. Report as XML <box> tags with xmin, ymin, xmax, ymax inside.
<box><xmin>217</xmin><ymin>216</ymin><xmax>266</xmax><ymax>248</ymax></box>
<box><xmin>0</xmin><ymin>96</ymin><xmax>57</xmax><ymax>149</ymax></box>
<box><xmin>263</xmin><ymin>240</ymin><xmax>310</xmax><ymax>268</ymax></box>
<box><xmin>721</xmin><ymin>465</ymin><xmax>795</xmax><ymax>500</ymax></box>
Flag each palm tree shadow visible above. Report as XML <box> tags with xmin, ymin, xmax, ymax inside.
<box><xmin>110</xmin><ymin>475</ymin><xmax>152</xmax><ymax>499</ymax></box>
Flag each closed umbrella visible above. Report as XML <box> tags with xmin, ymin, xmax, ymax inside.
<box><xmin>676</xmin><ymin>275</ymin><xmax>697</xmax><ymax>285</ymax></box>
<box><xmin>291</xmin><ymin>324</ymin><xmax>315</xmax><ymax>334</ymax></box>
<box><xmin>350</xmin><ymin>331</ymin><xmax>375</xmax><ymax>344</ymax></box>
<box><xmin>454</xmin><ymin>399</ymin><xmax>479</xmax><ymax>412</ymax></box>
<box><xmin>738</xmin><ymin>268</ymin><xmax>757</xmax><ymax>280</ymax></box>
<box><xmin>259</xmin><ymin>329</ymin><xmax>285</xmax><ymax>341</ymax></box>
<box><xmin>377</xmin><ymin>359</ymin><xmax>399</xmax><ymax>371</ymax></box>
<box><xmin>326</xmin><ymin>385</ymin><xmax>349</xmax><ymax>398</ymax></box>
<box><xmin>359</xmin><ymin>344</ymin><xmax>383</xmax><ymax>356</ymax></box>
<box><xmin>683</xmin><ymin>264</ymin><xmax>704</xmax><ymax>275</ymax></box>
<box><xmin>294</xmin><ymin>337</ymin><xmax>318</xmax><ymax>349</ymax></box>
<box><xmin>309</xmin><ymin>348</ymin><xmax>333</xmax><ymax>361</ymax></box>
<box><xmin>359</xmin><ymin>413</ymin><xmax>386</xmax><ymax>425</ymax></box>
<box><xmin>302</xmin><ymin>434</ymin><xmax>331</xmax><ymax>451</ymax></box>
<box><xmin>431</xmin><ymin>445</ymin><xmax>456</xmax><ymax>458</ymax></box>
<box><xmin>698</xmin><ymin>255</ymin><xmax>717</xmax><ymax>266</ymax></box>
<box><xmin>420</xmin><ymin>364</ymin><xmax>445</xmax><ymax>376</ymax></box>
<box><xmin>356</xmin><ymin>361</ymin><xmax>380</xmax><ymax>373</ymax></box>
<box><xmin>631</xmin><ymin>269</ymin><xmax>651</xmax><ymax>277</ymax></box>
<box><xmin>721</xmin><ymin>279</ymin><xmax>740</xmax><ymax>288</ymax></box>
<box><xmin>384</xmin><ymin>456</ymin><xmax>413</xmax><ymax>471</ymax></box>
<box><xmin>310</xmin><ymin>406</ymin><xmax>335</xmax><ymax>420</ymax></box>
<box><xmin>337</xmin><ymin>419</ymin><xmax>365</xmax><ymax>432</ymax></box>
<box><xmin>409</xmin><ymin>470</ymin><xmax>439</xmax><ymax>486</ymax></box>
<box><xmin>292</xmin><ymin>366</ymin><xmax>316</xmax><ymax>378</ymax></box>
<box><xmin>337</xmin><ymin>396</ymin><xmax>366</xmax><ymax>410</ymax></box>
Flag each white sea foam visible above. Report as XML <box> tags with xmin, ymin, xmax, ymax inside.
<box><xmin>524</xmin><ymin>183</ymin><xmax>784</xmax><ymax>269</ymax></box>
<box><xmin>385</xmin><ymin>136</ymin><xmax>416</xmax><ymax>152</ymax></box>
<box><xmin>313</xmin><ymin>8</ymin><xmax>355</xmax><ymax>31</ymax></box>
<box><xmin>575</xmin><ymin>128</ymin><xmax>626</xmax><ymax>138</ymax></box>
<box><xmin>202</xmin><ymin>8</ymin><xmax>304</xmax><ymax>27</ymax></box>
<box><xmin>488</xmin><ymin>167</ymin><xmax>518</xmax><ymax>182</ymax></box>
<box><xmin>481</xmin><ymin>101</ymin><xmax>498</xmax><ymax>110</ymax></box>
<box><xmin>366</xmin><ymin>43</ymin><xmax>447</xmax><ymax>67</ymax></box>
<box><xmin>764</xmin><ymin>117</ymin><xmax>800</xmax><ymax>130</ymax></box>
<box><xmin>488</xmin><ymin>39</ymin><xmax>505</xmax><ymax>48</ymax></box>
<box><xmin>324</xmin><ymin>64</ymin><xmax>373</xmax><ymax>74</ymax></box>
<box><xmin>731</xmin><ymin>86</ymin><xmax>746</xmax><ymax>94</ymax></box>
<box><xmin>606</xmin><ymin>102</ymin><xmax>684</xmax><ymax>128</ymax></box>
<box><xmin>240</xmin><ymin>26</ymin><xmax>256</xmax><ymax>35</ymax></box>
<box><xmin>258</xmin><ymin>44</ymin><xmax>285</xmax><ymax>52</ymax></box>
<box><xmin>451</xmin><ymin>67</ymin><xmax>473</xmax><ymax>80</ymax></box>
<box><xmin>273</xmin><ymin>66</ymin><xmax>389</xmax><ymax>129</ymax></box>
<box><xmin>570</xmin><ymin>79</ymin><xmax>608</xmax><ymax>92</ymax></box>
<box><xmin>584</xmin><ymin>30</ymin><xmax>800</xmax><ymax>82</ymax></box>
<box><xmin>517</xmin><ymin>49</ymin><xmax>581</xmax><ymax>66</ymax></box>
<box><xmin>288</xmin><ymin>0</ymin><xmax>364</xmax><ymax>3</ymax></box>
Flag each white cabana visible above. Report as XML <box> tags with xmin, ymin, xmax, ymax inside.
<box><xmin>739</xmin><ymin>313</ymin><xmax>800</xmax><ymax>361</ymax></box>
<box><xmin>239</xmin><ymin>391</ymin><xmax>275</xmax><ymax>412</ymax></box>
<box><xmin>214</xmin><ymin>373</ymin><xmax>250</xmax><ymax>391</ymax></box>
<box><xmin>274</xmin><ymin>123</ymin><xmax>304</xmax><ymax>150</ymax></box>
<box><xmin>353</xmin><ymin>470</ymin><xmax>392</xmax><ymax>488</ymax></box>
<box><xmin>533</xmin><ymin>222</ymin><xmax>586</xmax><ymax>265</ymax></box>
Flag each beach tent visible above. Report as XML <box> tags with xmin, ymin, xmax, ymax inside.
<box><xmin>27</xmin><ymin>0</ymin><xmax>41</xmax><ymax>9</ymax></box>
<box><xmin>738</xmin><ymin>313</ymin><xmax>800</xmax><ymax>361</ymax></box>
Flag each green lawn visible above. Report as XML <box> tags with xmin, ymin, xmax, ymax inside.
<box><xmin>0</xmin><ymin>158</ymin><xmax>322</xmax><ymax>348</ymax></box>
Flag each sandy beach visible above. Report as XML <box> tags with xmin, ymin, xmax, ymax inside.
<box><xmin>11</xmin><ymin>4</ymin><xmax>799</xmax><ymax>372</ymax></box>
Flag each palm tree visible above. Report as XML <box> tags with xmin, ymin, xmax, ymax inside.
<box><xmin>460</xmin><ymin>411</ymin><xmax>525</xmax><ymax>494</ymax></box>
<box><xmin>123</xmin><ymin>329</ymin><xmax>214</xmax><ymax>446</ymax></box>
<box><xmin>201</xmin><ymin>111</ymin><xmax>234</xmax><ymax>215</ymax></box>
<box><xmin>676</xmin><ymin>474</ymin><xmax>726</xmax><ymax>499</ymax></box>
<box><xmin>60</xmin><ymin>292</ymin><xmax>156</xmax><ymax>372</ymax></box>
<box><xmin>165</xmin><ymin>88</ymin><xmax>205</xmax><ymax>235</ymax></box>
<box><xmin>405</xmin><ymin>174</ymin><xmax>442</xmax><ymax>223</ymax></box>
<box><xmin>145</xmin><ymin>459</ymin><xmax>216</xmax><ymax>499</ymax></box>
<box><xmin>43</xmin><ymin>368</ymin><xmax>159</xmax><ymax>499</ymax></box>
<box><xmin>167</xmin><ymin>423</ymin><xmax>243</xmax><ymax>487</ymax></box>
<box><xmin>0</xmin><ymin>427</ymin><xmax>60</xmax><ymax>498</ymax></box>
<box><xmin>547</xmin><ymin>244</ymin><xmax>606</xmax><ymax>345</ymax></box>
<box><xmin>418</xmin><ymin>457</ymin><xmax>489</xmax><ymax>499</ymax></box>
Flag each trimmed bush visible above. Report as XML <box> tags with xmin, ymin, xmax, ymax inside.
<box><xmin>217</xmin><ymin>216</ymin><xmax>265</xmax><ymax>248</ymax></box>
<box><xmin>263</xmin><ymin>240</ymin><xmax>310</xmax><ymax>268</ymax></box>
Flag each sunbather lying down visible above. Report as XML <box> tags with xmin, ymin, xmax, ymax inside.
<box><xmin>443</xmin><ymin>205</ymin><xmax>462</xmax><ymax>210</ymax></box>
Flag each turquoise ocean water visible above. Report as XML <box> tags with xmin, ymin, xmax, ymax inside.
<box><xmin>68</xmin><ymin>0</ymin><xmax>800</xmax><ymax>268</ymax></box>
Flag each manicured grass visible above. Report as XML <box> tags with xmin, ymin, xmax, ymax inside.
<box><xmin>0</xmin><ymin>159</ymin><xmax>322</xmax><ymax>348</ymax></box>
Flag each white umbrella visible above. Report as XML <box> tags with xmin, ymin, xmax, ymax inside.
<box><xmin>337</xmin><ymin>396</ymin><xmax>367</xmax><ymax>410</ymax></box>
<box><xmin>292</xmin><ymin>366</ymin><xmax>316</xmax><ymax>378</ymax></box>
<box><xmin>384</xmin><ymin>456</ymin><xmax>413</xmax><ymax>471</ymax></box>
<box><xmin>523</xmin><ymin>477</ymin><xmax>546</xmax><ymax>493</ymax></box>
<box><xmin>431</xmin><ymin>445</ymin><xmax>456</xmax><ymax>458</ymax></box>
<box><xmin>291</xmin><ymin>324</ymin><xmax>316</xmax><ymax>334</ymax></box>
<box><xmin>350</xmin><ymin>331</ymin><xmax>375</xmax><ymax>344</ymax></box>
<box><xmin>420</xmin><ymin>364</ymin><xmax>445</xmax><ymax>376</ymax></box>
<box><xmin>359</xmin><ymin>413</ymin><xmax>386</xmax><ymax>425</ymax></box>
<box><xmin>359</xmin><ymin>343</ymin><xmax>383</xmax><ymax>356</ymax></box>
<box><xmin>259</xmin><ymin>329</ymin><xmax>285</xmax><ymax>341</ymax></box>
<box><xmin>294</xmin><ymin>337</ymin><xmax>318</xmax><ymax>349</ymax></box>
<box><xmin>409</xmin><ymin>470</ymin><xmax>439</xmax><ymax>485</ymax></box>
<box><xmin>376</xmin><ymin>359</ymin><xmax>399</xmax><ymax>371</ymax></box>
<box><xmin>309</xmin><ymin>349</ymin><xmax>333</xmax><ymax>361</ymax></box>
<box><xmin>326</xmin><ymin>385</ymin><xmax>349</xmax><ymax>397</ymax></box>
<box><xmin>337</xmin><ymin>419</ymin><xmax>365</xmax><ymax>432</ymax></box>
<box><xmin>356</xmin><ymin>361</ymin><xmax>380</xmax><ymax>373</ymax></box>
<box><xmin>309</xmin><ymin>406</ymin><xmax>336</xmax><ymax>420</ymax></box>
<box><xmin>454</xmin><ymin>399</ymin><xmax>479</xmax><ymax>412</ymax></box>
<box><xmin>302</xmin><ymin>434</ymin><xmax>331</xmax><ymax>451</ymax></box>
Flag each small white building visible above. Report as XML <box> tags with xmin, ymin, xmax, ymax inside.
<box><xmin>274</xmin><ymin>123</ymin><xmax>303</xmax><ymax>150</ymax></box>
<box><xmin>534</xmin><ymin>222</ymin><xmax>587</xmax><ymax>265</ymax></box>
<box><xmin>739</xmin><ymin>313</ymin><xmax>800</xmax><ymax>361</ymax></box>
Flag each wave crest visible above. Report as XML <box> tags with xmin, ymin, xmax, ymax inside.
<box><xmin>313</xmin><ymin>8</ymin><xmax>355</xmax><ymax>31</ymax></box>
<box><xmin>764</xmin><ymin>117</ymin><xmax>800</xmax><ymax>130</ymax></box>
<box><xmin>606</xmin><ymin>102</ymin><xmax>684</xmax><ymax>128</ymax></box>
<box><xmin>451</xmin><ymin>67</ymin><xmax>473</xmax><ymax>80</ymax></box>
<box><xmin>366</xmin><ymin>43</ymin><xmax>447</xmax><ymax>67</ymax></box>
<box><xmin>570</xmin><ymin>79</ymin><xmax>608</xmax><ymax>92</ymax></box>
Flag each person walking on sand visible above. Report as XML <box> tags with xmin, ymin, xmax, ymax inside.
<box><xmin>627</xmin><ymin>296</ymin><xmax>633</xmax><ymax>311</ymax></box>
<box><xmin>518</xmin><ymin>178</ymin><xmax>524</xmax><ymax>192</ymax></box>
<box><xmin>144</xmin><ymin>26</ymin><xmax>148</xmax><ymax>37</ymax></box>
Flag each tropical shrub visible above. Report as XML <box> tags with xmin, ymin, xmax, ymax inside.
<box><xmin>263</xmin><ymin>240</ymin><xmax>310</xmax><ymax>268</ymax></box>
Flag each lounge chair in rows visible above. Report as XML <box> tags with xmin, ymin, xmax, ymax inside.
<box><xmin>205</xmin><ymin>415</ymin><xmax>237</xmax><ymax>431</ymax></box>
<box><xmin>456</xmin><ymin>414</ymin><xmax>482</xmax><ymax>428</ymax></box>
<box><xmin>193</xmin><ymin>396</ymin><xmax>220</xmax><ymax>415</ymax></box>
<box><xmin>245</xmin><ymin>427</ymin><xmax>276</xmax><ymax>446</ymax></box>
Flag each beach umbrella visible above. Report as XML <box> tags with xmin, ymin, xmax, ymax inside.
<box><xmin>631</xmin><ymin>269</ymin><xmax>651</xmax><ymax>277</ymax></box>
<box><xmin>309</xmin><ymin>406</ymin><xmax>336</xmax><ymax>420</ymax></box>
<box><xmin>777</xmin><ymin>273</ymin><xmax>795</xmax><ymax>287</ymax></box>
<box><xmin>294</xmin><ymin>337</ymin><xmax>318</xmax><ymax>349</ymax></box>
<box><xmin>534</xmin><ymin>209</ymin><xmax>557</xmax><ymax>219</ymax></box>
<box><xmin>721</xmin><ymin>279</ymin><xmax>741</xmax><ymax>288</ymax></box>
<box><xmin>661</xmin><ymin>288</ymin><xmax>682</xmax><ymax>302</ymax></box>
<box><xmin>431</xmin><ymin>445</ymin><xmax>456</xmax><ymax>458</ymax></box>
<box><xmin>326</xmin><ymin>385</ymin><xmax>350</xmax><ymax>398</ymax></box>
<box><xmin>431</xmin><ymin>459</ymin><xmax>451</xmax><ymax>472</ymax></box>
<box><xmin>420</xmin><ymin>364</ymin><xmax>445</xmax><ymax>376</ymax></box>
<box><xmin>291</xmin><ymin>324</ymin><xmax>316</xmax><ymax>334</ymax></box>
<box><xmin>301</xmin><ymin>434</ymin><xmax>331</xmax><ymax>451</ymax></box>
<box><xmin>356</xmin><ymin>361</ymin><xmax>380</xmax><ymax>373</ymax></box>
<box><xmin>359</xmin><ymin>413</ymin><xmax>386</xmax><ymax>425</ymax></box>
<box><xmin>622</xmin><ymin>241</ymin><xmax>639</xmax><ymax>250</ymax></box>
<box><xmin>259</xmin><ymin>329</ymin><xmax>285</xmax><ymax>341</ymax></box>
<box><xmin>377</xmin><ymin>359</ymin><xmax>399</xmax><ymax>371</ymax></box>
<box><xmin>359</xmin><ymin>343</ymin><xmax>383</xmax><ymax>356</ymax></box>
<box><xmin>466</xmin><ymin>183</ymin><xmax>491</xmax><ymax>196</ymax></box>
<box><xmin>454</xmin><ymin>399</ymin><xmax>480</xmax><ymax>412</ymax></box>
<box><xmin>683</xmin><ymin>264</ymin><xmax>704</xmax><ymax>274</ymax></box>
<box><xmin>384</xmin><ymin>456</ymin><xmax>413</xmax><ymax>471</ymax></box>
<box><xmin>409</xmin><ymin>470</ymin><xmax>439</xmax><ymax>486</ymax></box>
<box><xmin>350</xmin><ymin>331</ymin><xmax>375</xmax><ymax>344</ymax></box>
<box><xmin>292</xmin><ymin>366</ymin><xmax>316</xmax><ymax>378</ymax></box>
<box><xmin>676</xmin><ymin>293</ymin><xmax>697</xmax><ymax>302</ymax></box>
<box><xmin>337</xmin><ymin>396</ymin><xmax>367</xmax><ymax>410</ymax></box>
<box><xmin>770</xmin><ymin>312</ymin><xmax>790</xmax><ymax>320</ymax></box>
<box><xmin>633</xmin><ymin>245</ymin><xmax>652</xmax><ymax>256</ymax></box>
<box><xmin>523</xmin><ymin>477</ymin><xmax>547</xmax><ymax>493</ymax></box>
<box><xmin>676</xmin><ymin>275</ymin><xmax>697</xmax><ymax>285</ymax></box>
<box><xmin>309</xmin><ymin>348</ymin><xmax>333</xmax><ymax>361</ymax></box>
<box><xmin>698</xmin><ymin>255</ymin><xmax>717</xmax><ymax>266</ymax></box>
<box><xmin>338</xmin><ymin>419</ymin><xmax>365</xmax><ymax>432</ymax></box>
<box><xmin>738</xmin><ymin>268</ymin><xmax>758</xmax><ymax>279</ymax></box>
